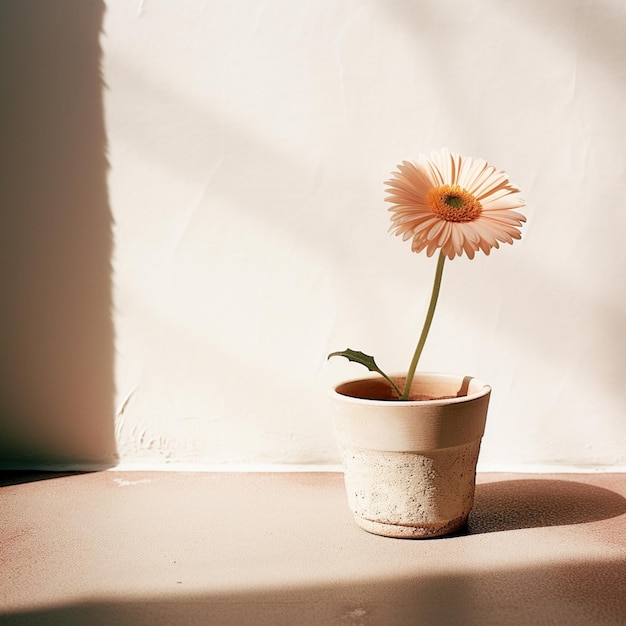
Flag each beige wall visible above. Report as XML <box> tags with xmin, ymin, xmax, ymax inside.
<box><xmin>2</xmin><ymin>0</ymin><xmax>625</xmax><ymax>469</ymax></box>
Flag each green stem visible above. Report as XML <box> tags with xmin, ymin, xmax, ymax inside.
<box><xmin>380</xmin><ymin>372</ymin><xmax>404</xmax><ymax>399</ymax></box>
<box><xmin>401</xmin><ymin>250</ymin><xmax>447</xmax><ymax>400</ymax></box>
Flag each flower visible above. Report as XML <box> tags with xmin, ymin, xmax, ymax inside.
<box><xmin>329</xmin><ymin>149</ymin><xmax>527</xmax><ymax>399</ymax></box>
<box><xmin>385</xmin><ymin>148</ymin><xmax>526</xmax><ymax>259</ymax></box>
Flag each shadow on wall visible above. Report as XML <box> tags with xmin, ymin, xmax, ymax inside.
<box><xmin>0</xmin><ymin>1</ymin><xmax>116</xmax><ymax>467</ymax></box>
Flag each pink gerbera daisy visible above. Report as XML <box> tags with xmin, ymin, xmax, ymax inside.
<box><xmin>385</xmin><ymin>148</ymin><xmax>526</xmax><ymax>259</ymax></box>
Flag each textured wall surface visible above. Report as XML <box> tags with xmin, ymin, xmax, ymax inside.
<box><xmin>2</xmin><ymin>0</ymin><xmax>625</xmax><ymax>469</ymax></box>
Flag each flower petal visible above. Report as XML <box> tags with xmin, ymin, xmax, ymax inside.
<box><xmin>385</xmin><ymin>149</ymin><xmax>526</xmax><ymax>259</ymax></box>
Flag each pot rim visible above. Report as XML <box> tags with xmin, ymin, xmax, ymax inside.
<box><xmin>330</xmin><ymin>371</ymin><xmax>491</xmax><ymax>406</ymax></box>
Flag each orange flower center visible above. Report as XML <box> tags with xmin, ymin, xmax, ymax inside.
<box><xmin>427</xmin><ymin>185</ymin><xmax>482</xmax><ymax>222</ymax></box>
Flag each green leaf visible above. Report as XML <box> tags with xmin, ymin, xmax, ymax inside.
<box><xmin>327</xmin><ymin>349</ymin><xmax>402</xmax><ymax>397</ymax></box>
<box><xmin>327</xmin><ymin>349</ymin><xmax>380</xmax><ymax>372</ymax></box>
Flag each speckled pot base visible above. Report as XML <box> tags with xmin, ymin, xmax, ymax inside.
<box><xmin>340</xmin><ymin>444</ymin><xmax>480</xmax><ymax>539</ymax></box>
<box><xmin>354</xmin><ymin>513</ymin><xmax>468</xmax><ymax>538</ymax></box>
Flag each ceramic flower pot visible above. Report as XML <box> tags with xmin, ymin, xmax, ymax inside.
<box><xmin>331</xmin><ymin>373</ymin><xmax>491</xmax><ymax>538</ymax></box>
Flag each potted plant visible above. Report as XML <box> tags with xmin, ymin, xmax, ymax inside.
<box><xmin>329</xmin><ymin>148</ymin><xmax>526</xmax><ymax>538</ymax></box>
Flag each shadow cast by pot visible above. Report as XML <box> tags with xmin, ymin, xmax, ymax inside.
<box><xmin>467</xmin><ymin>479</ymin><xmax>626</xmax><ymax>534</ymax></box>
